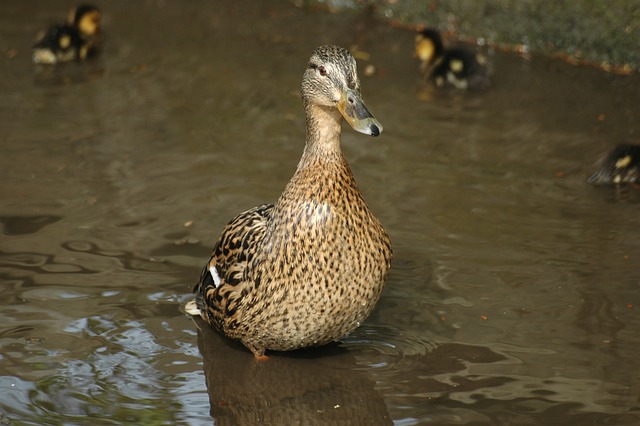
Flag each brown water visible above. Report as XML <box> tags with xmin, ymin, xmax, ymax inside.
<box><xmin>2</xmin><ymin>1</ymin><xmax>640</xmax><ymax>425</ymax></box>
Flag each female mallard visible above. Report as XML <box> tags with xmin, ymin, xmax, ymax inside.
<box><xmin>587</xmin><ymin>144</ymin><xmax>640</xmax><ymax>184</ymax></box>
<box><xmin>415</xmin><ymin>28</ymin><xmax>489</xmax><ymax>90</ymax></box>
<box><xmin>32</xmin><ymin>4</ymin><xmax>102</xmax><ymax>64</ymax></box>
<box><xmin>186</xmin><ymin>45</ymin><xmax>392</xmax><ymax>358</ymax></box>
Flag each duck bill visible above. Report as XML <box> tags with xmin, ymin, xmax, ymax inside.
<box><xmin>338</xmin><ymin>88</ymin><xmax>383</xmax><ymax>137</ymax></box>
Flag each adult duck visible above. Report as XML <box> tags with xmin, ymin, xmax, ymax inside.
<box><xmin>186</xmin><ymin>45</ymin><xmax>392</xmax><ymax>358</ymax></box>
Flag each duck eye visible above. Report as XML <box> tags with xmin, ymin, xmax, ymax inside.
<box><xmin>318</xmin><ymin>65</ymin><xmax>328</xmax><ymax>76</ymax></box>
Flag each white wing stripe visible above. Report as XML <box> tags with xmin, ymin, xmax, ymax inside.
<box><xmin>210</xmin><ymin>265</ymin><xmax>221</xmax><ymax>288</ymax></box>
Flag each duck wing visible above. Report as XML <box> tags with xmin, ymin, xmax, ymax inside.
<box><xmin>194</xmin><ymin>203</ymin><xmax>273</xmax><ymax>324</ymax></box>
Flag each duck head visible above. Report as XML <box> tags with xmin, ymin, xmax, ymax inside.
<box><xmin>70</xmin><ymin>4</ymin><xmax>101</xmax><ymax>37</ymax></box>
<box><xmin>301</xmin><ymin>45</ymin><xmax>382</xmax><ymax>137</ymax></box>
<box><xmin>415</xmin><ymin>28</ymin><xmax>444</xmax><ymax>65</ymax></box>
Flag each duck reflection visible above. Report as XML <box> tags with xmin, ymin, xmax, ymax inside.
<box><xmin>194</xmin><ymin>317</ymin><xmax>392</xmax><ymax>425</ymax></box>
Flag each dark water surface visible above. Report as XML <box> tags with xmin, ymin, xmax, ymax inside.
<box><xmin>2</xmin><ymin>1</ymin><xmax>640</xmax><ymax>425</ymax></box>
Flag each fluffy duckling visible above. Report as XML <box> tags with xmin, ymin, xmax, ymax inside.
<box><xmin>186</xmin><ymin>45</ymin><xmax>392</xmax><ymax>358</ymax></box>
<box><xmin>32</xmin><ymin>4</ymin><xmax>102</xmax><ymax>65</ymax></box>
<box><xmin>415</xmin><ymin>28</ymin><xmax>489</xmax><ymax>90</ymax></box>
<box><xmin>587</xmin><ymin>144</ymin><xmax>640</xmax><ymax>184</ymax></box>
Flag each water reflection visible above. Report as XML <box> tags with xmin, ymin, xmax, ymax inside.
<box><xmin>347</xmin><ymin>325</ymin><xmax>640</xmax><ymax>424</ymax></box>
<box><xmin>62</xmin><ymin>240</ymin><xmax>176</xmax><ymax>274</ymax></box>
<box><xmin>33</xmin><ymin>62</ymin><xmax>106</xmax><ymax>87</ymax></box>
<box><xmin>0</xmin><ymin>215</ymin><xmax>61</xmax><ymax>236</ymax></box>
<box><xmin>194</xmin><ymin>316</ymin><xmax>392</xmax><ymax>425</ymax></box>
<box><xmin>1</xmin><ymin>0</ymin><xmax>640</xmax><ymax>424</ymax></box>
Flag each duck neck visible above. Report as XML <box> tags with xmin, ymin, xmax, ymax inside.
<box><xmin>298</xmin><ymin>103</ymin><xmax>344</xmax><ymax>168</ymax></box>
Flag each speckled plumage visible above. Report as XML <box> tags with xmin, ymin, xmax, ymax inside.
<box><xmin>190</xmin><ymin>45</ymin><xmax>392</xmax><ymax>357</ymax></box>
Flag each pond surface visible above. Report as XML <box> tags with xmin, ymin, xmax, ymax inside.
<box><xmin>1</xmin><ymin>1</ymin><xmax>640</xmax><ymax>425</ymax></box>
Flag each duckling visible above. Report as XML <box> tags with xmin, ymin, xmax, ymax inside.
<box><xmin>587</xmin><ymin>144</ymin><xmax>640</xmax><ymax>184</ymax></box>
<box><xmin>32</xmin><ymin>4</ymin><xmax>102</xmax><ymax>65</ymax></box>
<box><xmin>415</xmin><ymin>28</ymin><xmax>489</xmax><ymax>90</ymax></box>
<box><xmin>186</xmin><ymin>45</ymin><xmax>392</xmax><ymax>358</ymax></box>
